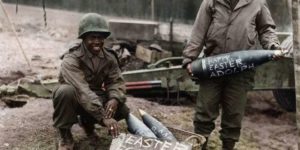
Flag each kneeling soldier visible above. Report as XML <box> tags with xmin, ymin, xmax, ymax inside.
<box><xmin>52</xmin><ymin>13</ymin><xmax>129</xmax><ymax>150</ymax></box>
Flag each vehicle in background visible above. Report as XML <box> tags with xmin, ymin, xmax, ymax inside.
<box><xmin>122</xmin><ymin>32</ymin><xmax>295</xmax><ymax>112</ymax></box>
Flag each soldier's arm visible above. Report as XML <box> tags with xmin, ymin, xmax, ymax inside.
<box><xmin>182</xmin><ymin>0</ymin><xmax>213</xmax><ymax>68</ymax></box>
<box><xmin>104</xmin><ymin>59</ymin><xmax>126</xmax><ymax>104</ymax></box>
<box><xmin>61</xmin><ymin>55</ymin><xmax>105</xmax><ymax>123</ymax></box>
<box><xmin>256</xmin><ymin>1</ymin><xmax>280</xmax><ymax>50</ymax></box>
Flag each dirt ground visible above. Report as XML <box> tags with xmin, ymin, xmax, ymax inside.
<box><xmin>0</xmin><ymin>4</ymin><xmax>297</xmax><ymax>150</ymax></box>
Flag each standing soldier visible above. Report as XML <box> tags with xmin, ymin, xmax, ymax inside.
<box><xmin>182</xmin><ymin>0</ymin><xmax>281</xmax><ymax>149</ymax></box>
<box><xmin>52</xmin><ymin>13</ymin><xmax>129</xmax><ymax>149</ymax></box>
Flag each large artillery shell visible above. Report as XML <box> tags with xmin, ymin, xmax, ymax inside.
<box><xmin>126</xmin><ymin>113</ymin><xmax>157</xmax><ymax>138</ymax></box>
<box><xmin>191</xmin><ymin>50</ymin><xmax>282</xmax><ymax>79</ymax></box>
<box><xmin>139</xmin><ymin>109</ymin><xmax>177</xmax><ymax>141</ymax></box>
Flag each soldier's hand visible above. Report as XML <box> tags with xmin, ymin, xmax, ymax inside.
<box><xmin>271</xmin><ymin>44</ymin><xmax>285</xmax><ymax>61</ymax></box>
<box><xmin>273</xmin><ymin>49</ymin><xmax>286</xmax><ymax>61</ymax></box>
<box><xmin>186</xmin><ymin>63</ymin><xmax>193</xmax><ymax>75</ymax></box>
<box><xmin>102</xmin><ymin>118</ymin><xmax>119</xmax><ymax>138</ymax></box>
<box><xmin>105</xmin><ymin>99</ymin><xmax>119</xmax><ymax>119</ymax></box>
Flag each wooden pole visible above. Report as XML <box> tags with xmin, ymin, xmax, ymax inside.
<box><xmin>0</xmin><ymin>0</ymin><xmax>32</xmax><ymax>70</ymax></box>
<box><xmin>292</xmin><ymin>0</ymin><xmax>300</xmax><ymax>148</ymax></box>
<box><xmin>151</xmin><ymin>0</ymin><xmax>155</xmax><ymax>21</ymax></box>
<box><xmin>169</xmin><ymin>17</ymin><xmax>173</xmax><ymax>53</ymax></box>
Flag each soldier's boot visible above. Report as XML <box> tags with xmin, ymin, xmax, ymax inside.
<box><xmin>81</xmin><ymin>123</ymin><xmax>100</xmax><ymax>146</ymax></box>
<box><xmin>222</xmin><ymin>140</ymin><xmax>236</xmax><ymax>150</ymax></box>
<box><xmin>201</xmin><ymin>137</ymin><xmax>209</xmax><ymax>150</ymax></box>
<box><xmin>58</xmin><ymin>128</ymin><xmax>74</xmax><ymax>150</ymax></box>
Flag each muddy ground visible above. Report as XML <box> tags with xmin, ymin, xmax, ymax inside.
<box><xmin>0</xmin><ymin>4</ymin><xmax>297</xmax><ymax>150</ymax></box>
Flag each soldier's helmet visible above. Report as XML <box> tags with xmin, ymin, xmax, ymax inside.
<box><xmin>78</xmin><ymin>13</ymin><xmax>110</xmax><ymax>39</ymax></box>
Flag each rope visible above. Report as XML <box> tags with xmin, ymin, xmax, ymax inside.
<box><xmin>42</xmin><ymin>0</ymin><xmax>47</xmax><ymax>27</ymax></box>
<box><xmin>0</xmin><ymin>0</ymin><xmax>32</xmax><ymax>70</ymax></box>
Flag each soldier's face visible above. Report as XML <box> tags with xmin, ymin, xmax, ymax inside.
<box><xmin>83</xmin><ymin>32</ymin><xmax>105</xmax><ymax>54</ymax></box>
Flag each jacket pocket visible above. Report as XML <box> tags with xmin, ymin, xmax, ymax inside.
<box><xmin>247</xmin><ymin>24</ymin><xmax>257</xmax><ymax>46</ymax></box>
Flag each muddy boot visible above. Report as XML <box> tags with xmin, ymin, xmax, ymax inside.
<box><xmin>222</xmin><ymin>139</ymin><xmax>236</xmax><ymax>150</ymax></box>
<box><xmin>201</xmin><ymin>137</ymin><xmax>209</xmax><ymax>150</ymax></box>
<box><xmin>58</xmin><ymin>128</ymin><xmax>74</xmax><ymax>150</ymax></box>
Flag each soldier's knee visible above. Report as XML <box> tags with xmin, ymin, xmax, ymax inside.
<box><xmin>53</xmin><ymin>84</ymin><xmax>77</xmax><ymax>101</ymax></box>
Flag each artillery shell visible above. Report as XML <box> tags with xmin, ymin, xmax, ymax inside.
<box><xmin>139</xmin><ymin>109</ymin><xmax>177</xmax><ymax>141</ymax></box>
<box><xmin>191</xmin><ymin>50</ymin><xmax>281</xmax><ymax>79</ymax></box>
<box><xmin>126</xmin><ymin>113</ymin><xmax>157</xmax><ymax>138</ymax></box>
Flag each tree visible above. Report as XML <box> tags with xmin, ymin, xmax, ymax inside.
<box><xmin>292</xmin><ymin>0</ymin><xmax>300</xmax><ymax>148</ymax></box>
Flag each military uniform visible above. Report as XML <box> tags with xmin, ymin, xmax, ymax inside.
<box><xmin>182</xmin><ymin>0</ymin><xmax>280</xmax><ymax>149</ymax></box>
<box><xmin>53</xmin><ymin>44</ymin><xmax>129</xmax><ymax>129</ymax></box>
<box><xmin>52</xmin><ymin>14</ymin><xmax>130</xmax><ymax>150</ymax></box>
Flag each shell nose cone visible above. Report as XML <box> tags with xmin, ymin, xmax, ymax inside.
<box><xmin>138</xmin><ymin>109</ymin><xmax>146</xmax><ymax>116</ymax></box>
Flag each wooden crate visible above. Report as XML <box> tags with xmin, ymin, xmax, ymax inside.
<box><xmin>109</xmin><ymin>127</ymin><xmax>206</xmax><ymax>150</ymax></box>
<box><xmin>135</xmin><ymin>45</ymin><xmax>172</xmax><ymax>63</ymax></box>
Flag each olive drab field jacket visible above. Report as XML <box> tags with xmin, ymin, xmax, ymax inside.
<box><xmin>182</xmin><ymin>0</ymin><xmax>280</xmax><ymax>66</ymax></box>
<box><xmin>58</xmin><ymin>43</ymin><xmax>126</xmax><ymax>122</ymax></box>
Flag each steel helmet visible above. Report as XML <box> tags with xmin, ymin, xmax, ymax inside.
<box><xmin>78</xmin><ymin>13</ymin><xmax>111</xmax><ymax>39</ymax></box>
